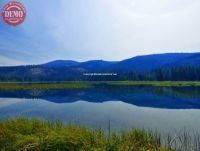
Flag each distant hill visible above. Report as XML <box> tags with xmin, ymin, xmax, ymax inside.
<box><xmin>42</xmin><ymin>60</ymin><xmax>79</xmax><ymax>68</ymax></box>
<box><xmin>164</xmin><ymin>53</ymin><xmax>200</xmax><ymax>68</ymax></box>
<box><xmin>43</xmin><ymin>60</ymin><xmax>117</xmax><ymax>70</ymax></box>
<box><xmin>0</xmin><ymin>53</ymin><xmax>200</xmax><ymax>81</ymax></box>
<box><xmin>41</xmin><ymin>53</ymin><xmax>200</xmax><ymax>72</ymax></box>
<box><xmin>112</xmin><ymin>53</ymin><xmax>196</xmax><ymax>72</ymax></box>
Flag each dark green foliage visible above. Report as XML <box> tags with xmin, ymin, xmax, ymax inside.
<box><xmin>0</xmin><ymin>64</ymin><xmax>200</xmax><ymax>82</ymax></box>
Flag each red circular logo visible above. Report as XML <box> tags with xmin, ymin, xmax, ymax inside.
<box><xmin>1</xmin><ymin>1</ymin><xmax>26</xmax><ymax>26</ymax></box>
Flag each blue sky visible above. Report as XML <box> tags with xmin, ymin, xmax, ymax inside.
<box><xmin>0</xmin><ymin>0</ymin><xmax>200</xmax><ymax>66</ymax></box>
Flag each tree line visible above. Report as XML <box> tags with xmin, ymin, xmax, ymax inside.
<box><xmin>0</xmin><ymin>66</ymin><xmax>199</xmax><ymax>81</ymax></box>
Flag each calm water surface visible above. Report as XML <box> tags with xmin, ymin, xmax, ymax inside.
<box><xmin>0</xmin><ymin>85</ymin><xmax>200</xmax><ymax>134</ymax></box>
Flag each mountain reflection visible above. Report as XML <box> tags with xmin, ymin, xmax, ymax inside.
<box><xmin>0</xmin><ymin>85</ymin><xmax>200</xmax><ymax>109</ymax></box>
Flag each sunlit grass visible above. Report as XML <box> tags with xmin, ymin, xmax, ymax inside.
<box><xmin>0</xmin><ymin>83</ymin><xmax>92</xmax><ymax>90</ymax></box>
<box><xmin>0</xmin><ymin>118</ymin><xmax>171</xmax><ymax>151</ymax></box>
<box><xmin>0</xmin><ymin>81</ymin><xmax>199</xmax><ymax>90</ymax></box>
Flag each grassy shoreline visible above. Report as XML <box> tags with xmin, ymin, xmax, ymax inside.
<box><xmin>0</xmin><ymin>118</ymin><xmax>170</xmax><ymax>151</ymax></box>
<box><xmin>0</xmin><ymin>81</ymin><xmax>200</xmax><ymax>90</ymax></box>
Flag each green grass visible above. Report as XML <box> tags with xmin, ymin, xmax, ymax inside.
<box><xmin>0</xmin><ymin>118</ymin><xmax>171</xmax><ymax>151</ymax></box>
<box><xmin>0</xmin><ymin>81</ymin><xmax>200</xmax><ymax>90</ymax></box>
<box><xmin>0</xmin><ymin>83</ymin><xmax>92</xmax><ymax>90</ymax></box>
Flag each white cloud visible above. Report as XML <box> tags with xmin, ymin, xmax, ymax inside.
<box><xmin>0</xmin><ymin>56</ymin><xmax>25</xmax><ymax>66</ymax></box>
<box><xmin>1</xmin><ymin>0</ymin><xmax>200</xmax><ymax>65</ymax></box>
<box><xmin>45</xmin><ymin>0</ymin><xmax>200</xmax><ymax>60</ymax></box>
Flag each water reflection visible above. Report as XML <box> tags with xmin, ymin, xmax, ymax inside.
<box><xmin>0</xmin><ymin>86</ymin><xmax>200</xmax><ymax>132</ymax></box>
<box><xmin>1</xmin><ymin>98</ymin><xmax>200</xmax><ymax>132</ymax></box>
<box><xmin>0</xmin><ymin>86</ymin><xmax>200</xmax><ymax>109</ymax></box>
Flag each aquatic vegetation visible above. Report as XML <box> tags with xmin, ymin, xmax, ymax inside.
<box><xmin>0</xmin><ymin>118</ymin><xmax>171</xmax><ymax>151</ymax></box>
<box><xmin>0</xmin><ymin>81</ymin><xmax>200</xmax><ymax>90</ymax></box>
<box><xmin>0</xmin><ymin>83</ymin><xmax>92</xmax><ymax>90</ymax></box>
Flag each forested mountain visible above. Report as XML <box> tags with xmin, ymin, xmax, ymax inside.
<box><xmin>0</xmin><ymin>53</ymin><xmax>200</xmax><ymax>81</ymax></box>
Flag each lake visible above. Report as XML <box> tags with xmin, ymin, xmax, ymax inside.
<box><xmin>0</xmin><ymin>85</ymin><xmax>200</xmax><ymax>134</ymax></box>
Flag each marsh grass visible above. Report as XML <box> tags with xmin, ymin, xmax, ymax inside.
<box><xmin>0</xmin><ymin>81</ymin><xmax>200</xmax><ymax>90</ymax></box>
<box><xmin>163</xmin><ymin>130</ymin><xmax>200</xmax><ymax>151</ymax></box>
<box><xmin>0</xmin><ymin>83</ymin><xmax>92</xmax><ymax>90</ymax></box>
<box><xmin>0</xmin><ymin>118</ymin><xmax>171</xmax><ymax>151</ymax></box>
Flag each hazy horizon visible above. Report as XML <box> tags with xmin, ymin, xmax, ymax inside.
<box><xmin>0</xmin><ymin>52</ymin><xmax>199</xmax><ymax>67</ymax></box>
<box><xmin>0</xmin><ymin>0</ymin><xmax>200</xmax><ymax>66</ymax></box>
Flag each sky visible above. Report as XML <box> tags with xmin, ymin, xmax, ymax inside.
<box><xmin>0</xmin><ymin>0</ymin><xmax>200</xmax><ymax>66</ymax></box>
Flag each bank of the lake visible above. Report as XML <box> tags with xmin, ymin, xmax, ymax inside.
<box><xmin>0</xmin><ymin>81</ymin><xmax>200</xmax><ymax>90</ymax></box>
<box><xmin>0</xmin><ymin>118</ymin><xmax>171</xmax><ymax>151</ymax></box>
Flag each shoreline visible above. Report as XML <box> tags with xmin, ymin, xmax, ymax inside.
<box><xmin>0</xmin><ymin>81</ymin><xmax>200</xmax><ymax>90</ymax></box>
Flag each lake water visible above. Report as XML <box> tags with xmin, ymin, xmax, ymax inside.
<box><xmin>0</xmin><ymin>85</ymin><xmax>200</xmax><ymax>134</ymax></box>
